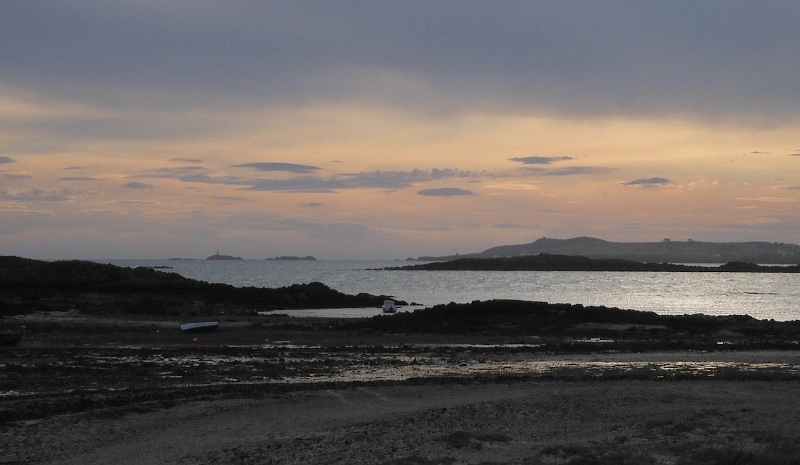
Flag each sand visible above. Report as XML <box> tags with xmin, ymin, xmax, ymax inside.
<box><xmin>4</xmin><ymin>361</ymin><xmax>800</xmax><ymax>464</ymax></box>
<box><xmin>4</xmin><ymin>312</ymin><xmax>800</xmax><ymax>464</ymax></box>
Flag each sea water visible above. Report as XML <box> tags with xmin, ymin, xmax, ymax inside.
<box><xmin>100</xmin><ymin>259</ymin><xmax>800</xmax><ymax>321</ymax></box>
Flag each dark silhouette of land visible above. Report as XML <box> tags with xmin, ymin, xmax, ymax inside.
<box><xmin>206</xmin><ymin>251</ymin><xmax>243</xmax><ymax>260</ymax></box>
<box><xmin>0</xmin><ymin>256</ymin><xmax>404</xmax><ymax>317</ymax></box>
<box><xmin>416</xmin><ymin>236</ymin><xmax>800</xmax><ymax>264</ymax></box>
<box><xmin>395</xmin><ymin>253</ymin><xmax>800</xmax><ymax>272</ymax></box>
<box><xmin>347</xmin><ymin>299</ymin><xmax>800</xmax><ymax>351</ymax></box>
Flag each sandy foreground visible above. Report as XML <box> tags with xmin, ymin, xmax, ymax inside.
<box><xmin>4</xmin><ymin>312</ymin><xmax>800</xmax><ymax>464</ymax></box>
<box><xmin>4</xmin><ymin>353</ymin><xmax>800</xmax><ymax>465</ymax></box>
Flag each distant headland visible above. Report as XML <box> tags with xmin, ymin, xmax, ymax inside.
<box><xmin>206</xmin><ymin>251</ymin><xmax>243</xmax><ymax>261</ymax></box>
<box><xmin>414</xmin><ymin>236</ymin><xmax>800</xmax><ymax>264</ymax></box>
<box><xmin>393</xmin><ymin>253</ymin><xmax>800</xmax><ymax>272</ymax></box>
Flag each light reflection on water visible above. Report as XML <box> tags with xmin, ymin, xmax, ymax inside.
<box><xmin>235</xmin><ymin>360</ymin><xmax>800</xmax><ymax>385</ymax></box>
<box><xmin>101</xmin><ymin>259</ymin><xmax>800</xmax><ymax>321</ymax></box>
<box><xmin>5</xmin><ymin>348</ymin><xmax>800</xmax><ymax>399</ymax></box>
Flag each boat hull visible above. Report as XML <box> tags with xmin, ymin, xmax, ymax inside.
<box><xmin>180</xmin><ymin>321</ymin><xmax>219</xmax><ymax>333</ymax></box>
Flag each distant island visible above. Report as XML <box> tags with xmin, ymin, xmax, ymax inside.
<box><xmin>206</xmin><ymin>251</ymin><xmax>243</xmax><ymax>261</ymax></box>
<box><xmin>266</xmin><ymin>256</ymin><xmax>316</xmax><ymax>261</ymax></box>
<box><xmin>415</xmin><ymin>236</ymin><xmax>800</xmax><ymax>264</ymax></box>
<box><xmin>394</xmin><ymin>253</ymin><xmax>800</xmax><ymax>272</ymax></box>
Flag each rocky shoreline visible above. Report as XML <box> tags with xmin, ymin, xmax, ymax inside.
<box><xmin>3</xmin><ymin>332</ymin><xmax>800</xmax><ymax>464</ymax></box>
<box><xmin>4</xmin><ymin>307</ymin><xmax>800</xmax><ymax>464</ymax></box>
<box><xmin>3</xmin><ymin>258</ymin><xmax>800</xmax><ymax>463</ymax></box>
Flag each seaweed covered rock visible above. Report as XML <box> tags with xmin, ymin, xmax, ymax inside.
<box><xmin>347</xmin><ymin>299</ymin><xmax>800</xmax><ymax>343</ymax></box>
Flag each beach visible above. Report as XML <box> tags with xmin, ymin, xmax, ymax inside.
<box><xmin>5</xmin><ymin>366</ymin><xmax>800</xmax><ymax>464</ymax></box>
<box><xmin>4</xmin><ymin>311</ymin><xmax>800</xmax><ymax>464</ymax></box>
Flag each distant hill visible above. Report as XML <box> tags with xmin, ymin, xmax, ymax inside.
<box><xmin>416</xmin><ymin>237</ymin><xmax>800</xmax><ymax>264</ymax></box>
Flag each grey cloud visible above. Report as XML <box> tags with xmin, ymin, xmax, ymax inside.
<box><xmin>244</xmin><ymin>177</ymin><xmax>337</xmax><ymax>193</ymax></box>
<box><xmin>418</xmin><ymin>188</ymin><xmax>474</xmax><ymax>196</ymax></box>
<box><xmin>430</xmin><ymin>168</ymin><xmax>496</xmax><ymax>179</ymax></box>
<box><xmin>134</xmin><ymin>165</ymin><xmax>209</xmax><ymax>179</ymax></box>
<box><xmin>0</xmin><ymin>156</ymin><xmax>14</xmax><ymax>164</ymax></box>
<box><xmin>339</xmin><ymin>170</ymin><xmax>436</xmax><ymax>189</ymax></box>
<box><xmin>301</xmin><ymin>202</ymin><xmax>324</xmax><ymax>208</ymax></box>
<box><xmin>3</xmin><ymin>172</ymin><xmax>33</xmax><ymax>180</ymax></box>
<box><xmin>122</xmin><ymin>182</ymin><xmax>155</xmax><ymax>189</ymax></box>
<box><xmin>232</xmin><ymin>162</ymin><xmax>322</xmax><ymax>174</ymax></box>
<box><xmin>509</xmin><ymin>156</ymin><xmax>573</xmax><ymax>165</ymax></box>
<box><xmin>63</xmin><ymin>166</ymin><xmax>83</xmax><ymax>170</ymax></box>
<box><xmin>2</xmin><ymin>3</ymin><xmax>800</xmax><ymax>124</ymax></box>
<box><xmin>244</xmin><ymin>170</ymin><xmax>443</xmax><ymax>192</ymax></box>
<box><xmin>542</xmin><ymin>166</ymin><xmax>613</xmax><ymax>176</ymax></box>
<box><xmin>790</xmin><ymin>153</ymin><xmax>800</xmax><ymax>157</ymax></box>
<box><xmin>131</xmin><ymin>165</ymin><xmax>250</xmax><ymax>188</ymax></box>
<box><xmin>0</xmin><ymin>187</ymin><xmax>78</xmax><ymax>202</ymax></box>
<box><xmin>57</xmin><ymin>176</ymin><xmax>101</xmax><ymax>181</ymax></box>
<box><xmin>339</xmin><ymin>168</ymin><xmax>498</xmax><ymax>187</ymax></box>
<box><xmin>625</xmin><ymin>177</ymin><xmax>671</xmax><ymax>186</ymax></box>
<box><xmin>244</xmin><ymin>168</ymin><xmax>492</xmax><ymax>192</ymax></box>
<box><xmin>171</xmin><ymin>157</ymin><xmax>203</xmax><ymax>163</ymax></box>
<box><xmin>233</xmin><ymin>169</ymin><xmax>432</xmax><ymax>193</ymax></box>
<box><xmin>181</xmin><ymin>174</ymin><xmax>247</xmax><ymax>186</ymax></box>
<box><xmin>131</xmin><ymin>163</ymin><xmax>586</xmax><ymax>193</ymax></box>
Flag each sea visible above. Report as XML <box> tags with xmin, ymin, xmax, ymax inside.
<box><xmin>99</xmin><ymin>259</ymin><xmax>800</xmax><ymax>321</ymax></box>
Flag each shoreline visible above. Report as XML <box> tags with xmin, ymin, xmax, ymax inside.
<box><xmin>3</xmin><ymin>257</ymin><xmax>800</xmax><ymax>463</ymax></box>
<box><xmin>4</xmin><ymin>309</ymin><xmax>800</xmax><ymax>463</ymax></box>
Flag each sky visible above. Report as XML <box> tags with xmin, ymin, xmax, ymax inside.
<box><xmin>2</xmin><ymin>1</ymin><xmax>800</xmax><ymax>260</ymax></box>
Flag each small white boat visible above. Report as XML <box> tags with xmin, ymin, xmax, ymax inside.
<box><xmin>180</xmin><ymin>321</ymin><xmax>219</xmax><ymax>333</ymax></box>
<box><xmin>382</xmin><ymin>299</ymin><xmax>397</xmax><ymax>314</ymax></box>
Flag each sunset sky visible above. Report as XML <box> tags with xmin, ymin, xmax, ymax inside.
<box><xmin>2</xmin><ymin>1</ymin><xmax>800</xmax><ymax>259</ymax></box>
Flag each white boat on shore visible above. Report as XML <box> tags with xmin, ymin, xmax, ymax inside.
<box><xmin>382</xmin><ymin>299</ymin><xmax>397</xmax><ymax>314</ymax></box>
<box><xmin>180</xmin><ymin>321</ymin><xmax>219</xmax><ymax>333</ymax></box>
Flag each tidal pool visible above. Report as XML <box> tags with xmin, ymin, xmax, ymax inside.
<box><xmin>4</xmin><ymin>347</ymin><xmax>800</xmax><ymax>401</ymax></box>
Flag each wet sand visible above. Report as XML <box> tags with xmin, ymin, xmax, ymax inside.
<box><xmin>4</xmin><ymin>312</ymin><xmax>800</xmax><ymax>464</ymax></box>
<box><xmin>5</xmin><ymin>377</ymin><xmax>800</xmax><ymax>464</ymax></box>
